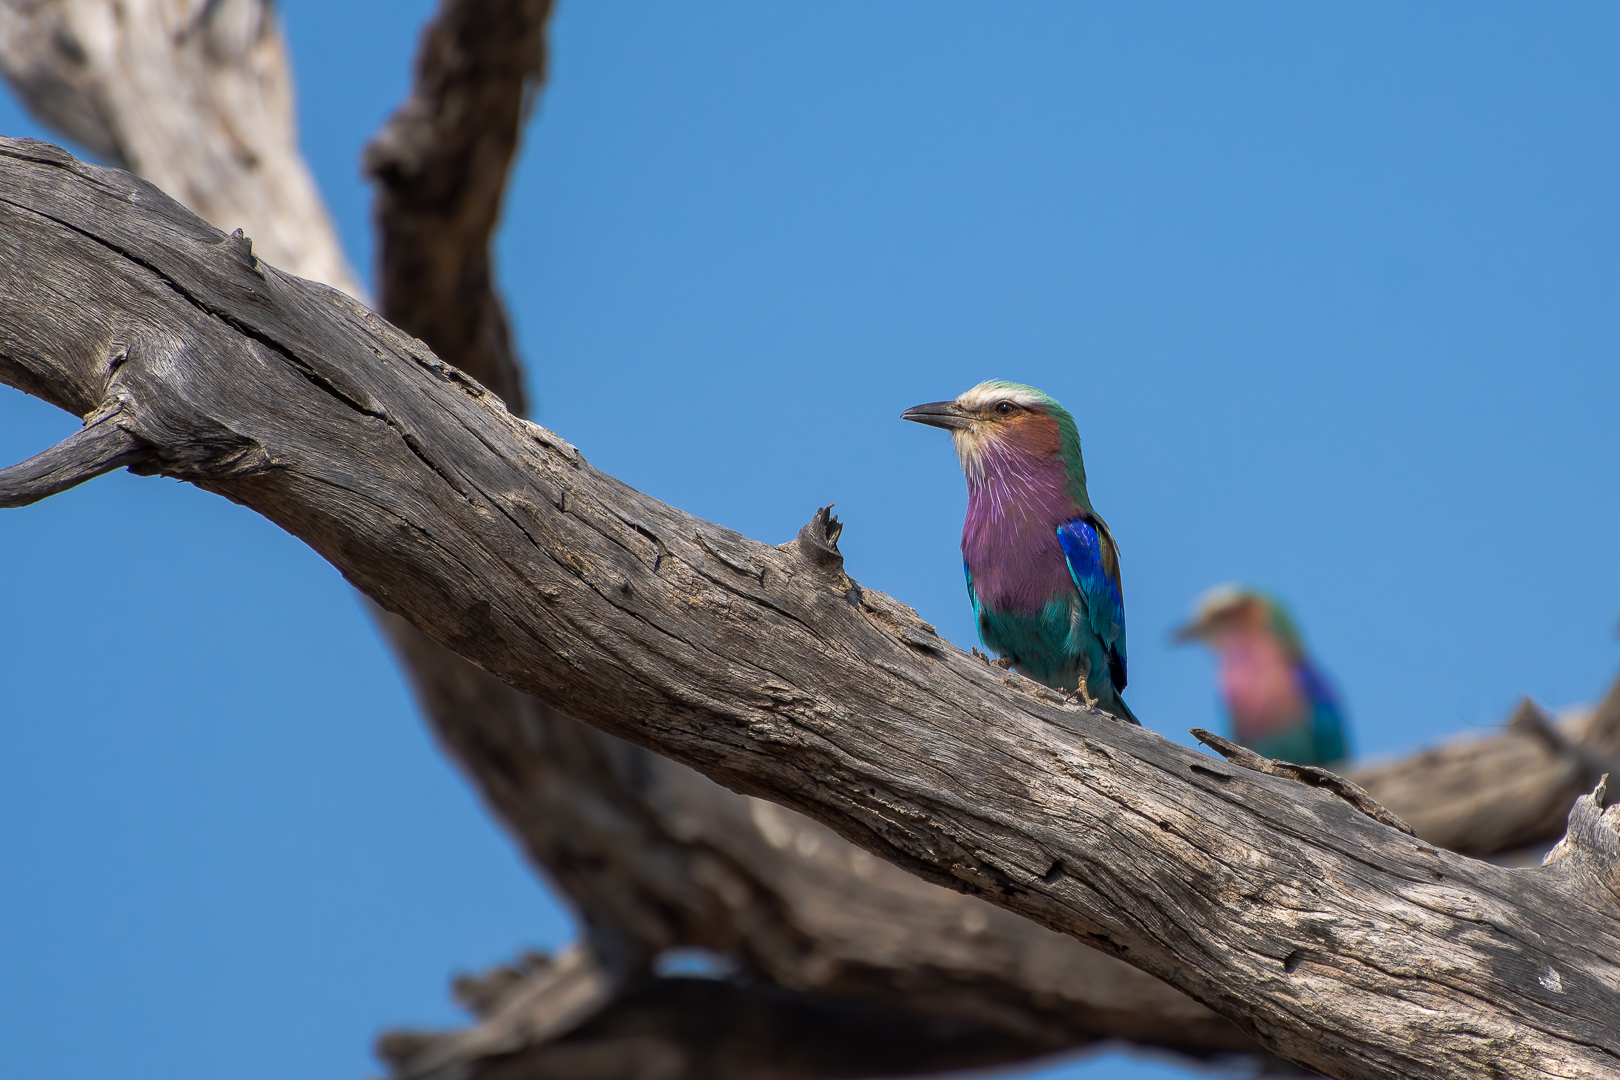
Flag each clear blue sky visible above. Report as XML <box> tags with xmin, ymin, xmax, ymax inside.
<box><xmin>3</xmin><ymin>3</ymin><xmax>1618</xmax><ymax>1079</ymax></box>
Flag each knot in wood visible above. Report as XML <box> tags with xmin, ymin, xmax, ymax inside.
<box><xmin>791</xmin><ymin>504</ymin><xmax>844</xmax><ymax>571</ymax></box>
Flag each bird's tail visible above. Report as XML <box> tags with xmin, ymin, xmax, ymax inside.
<box><xmin>1100</xmin><ymin>689</ymin><xmax>1141</xmax><ymax>726</ymax></box>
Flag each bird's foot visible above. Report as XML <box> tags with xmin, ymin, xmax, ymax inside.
<box><xmin>1075</xmin><ymin>678</ymin><xmax>1099</xmax><ymax>709</ymax></box>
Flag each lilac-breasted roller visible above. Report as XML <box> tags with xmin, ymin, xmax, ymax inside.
<box><xmin>1174</xmin><ymin>585</ymin><xmax>1349</xmax><ymax>766</ymax></box>
<box><xmin>903</xmin><ymin>380</ymin><xmax>1139</xmax><ymax>724</ymax></box>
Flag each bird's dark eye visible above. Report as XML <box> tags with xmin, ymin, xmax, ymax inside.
<box><xmin>995</xmin><ymin>401</ymin><xmax>1016</xmax><ymax>416</ymax></box>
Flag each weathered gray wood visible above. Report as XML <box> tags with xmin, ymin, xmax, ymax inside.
<box><xmin>5</xmin><ymin>3</ymin><xmax>1615</xmax><ymax>1074</ymax></box>
<box><xmin>383</xmin><ymin>653</ymin><xmax>1620</xmax><ymax>1077</ymax></box>
<box><xmin>355</xmin><ymin>3</ymin><xmax>1620</xmax><ymax>1071</ymax></box>
<box><xmin>2</xmin><ymin>140</ymin><xmax>1618</xmax><ymax>1079</ymax></box>
<box><xmin>357</xmin><ymin>4</ymin><xmax>1280</xmax><ymax>1073</ymax></box>
<box><xmin>8</xmin><ymin>5</ymin><xmax>1615</xmax><ymax>1071</ymax></box>
<box><xmin>1195</xmin><ymin>730</ymin><xmax>1415</xmax><ymax>837</ymax></box>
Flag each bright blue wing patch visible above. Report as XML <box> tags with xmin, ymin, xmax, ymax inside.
<box><xmin>1056</xmin><ymin>518</ymin><xmax>1128</xmax><ymax>688</ymax></box>
<box><xmin>1296</xmin><ymin>659</ymin><xmax>1349</xmax><ymax>764</ymax></box>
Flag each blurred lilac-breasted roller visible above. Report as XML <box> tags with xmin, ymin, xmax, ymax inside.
<box><xmin>1174</xmin><ymin>585</ymin><xmax>1349</xmax><ymax>766</ymax></box>
<box><xmin>902</xmin><ymin>380</ymin><xmax>1139</xmax><ymax>724</ymax></box>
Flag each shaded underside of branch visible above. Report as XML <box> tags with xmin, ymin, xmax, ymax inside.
<box><xmin>383</xmin><ymin>967</ymin><xmax>1096</xmax><ymax>1080</ymax></box>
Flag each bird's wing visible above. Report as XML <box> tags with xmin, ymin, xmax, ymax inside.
<box><xmin>1295</xmin><ymin>657</ymin><xmax>1340</xmax><ymax>712</ymax></box>
<box><xmin>1296</xmin><ymin>658</ymin><xmax>1349</xmax><ymax>762</ymax></box>
<box><xmin>1056</xmin><ymin>514</ymin><xmax>1128</xmax><ymax>690</ymax></box>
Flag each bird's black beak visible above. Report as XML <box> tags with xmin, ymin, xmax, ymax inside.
<box><xmin>901</xmin><ymin>401</ymin><xmax>974</xmax><ymax>431</ymax></box>
<box><xmin>1171</xmin><ymin>616</ymin><xmax>1216</xmax><ymax>644</ymax></box>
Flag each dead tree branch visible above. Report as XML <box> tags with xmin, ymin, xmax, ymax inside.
<box><xmin>4</xmin><ymin>5</ymin><xmax>1618</xmax><ymax>1075</ymax></box>
<box><xmin>1</xmin><ymin>140</ymin><xmax>1617</xmax><ymax>1079</ymax></box>
<box><xmin>362</xmin><ymin>0</ymin><xmax>549</xmax><ymax>414</ymax></box>
<box><xmin>372</xmin><ymin>613</ymin><xmax>1268</xmax><ymax>1079</ymax></box>
<box><xmin>1352</xmin><ymin>685</ymin><xmax>1620</xmax><ymax>858</ymax></box>
<box><xmin>0</xmin><ymin>404</ymin><xmax>148</xmax><ymax>506</ymax></box>
<box><xmin>356</xmin><ymin>5</ymin><xmax>1620</xmax><ymax>1071</ymax></box>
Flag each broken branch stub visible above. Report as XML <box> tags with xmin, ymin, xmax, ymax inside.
<box><xmin>1191</xmin><ymin>729</ymin><xmax>1416</xmax><ymax>836</ymax></box>
<box><xmin>1543</xmin><ymin>775</ymin><xmax>1620</xmax><ymax>910</ymax></box>
<box><xmin>0</xmin><ymin>408</ymin><xmax>148</xmax><ymax>507</ymax></box>
<box><xmin>3</xmin><ymin>138</ymin><xmax>1620</xmax><ymax>1080</ymax></box>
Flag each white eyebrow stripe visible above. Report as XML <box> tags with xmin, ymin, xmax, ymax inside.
<box><xmin>955</xmin><ymin>382</ymin><xmax>1047</xmax><ymax>411</ymax></box>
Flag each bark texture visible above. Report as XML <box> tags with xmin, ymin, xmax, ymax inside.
<box><xmin>1</xmin><ymin>141</ymin><xmax>1618</xmax><ymax>1080</ymax></box>
<box><xmin>3</xmin><ymin>4</ymin><xmax>1618</xmax><ymax>1075</ymax></box>
<box><xmin>331</xmin><ymin>5</ymin><xmax>1620</xmax><ymax>1070</ymax></box>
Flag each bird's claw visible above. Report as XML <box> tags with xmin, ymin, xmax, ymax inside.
<box><xmin>1074</xmin><ymin>678</ymin><xmax>1099</xmax><ymax>709</ymax></box>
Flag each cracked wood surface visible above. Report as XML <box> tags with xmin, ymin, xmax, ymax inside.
<box><xmin>1</xmin><ymin>139</ymin><xmax>1618</xmax><ymax>1079</ymax></box>
<box><xmin>354</xmin><ymin>3</ymin><xmax>1620</xmax><ymax>1073</ymax></box>
<box><xmin>5</xmin><ymin>3</ymin><xmax>1619</xmax><ymax>1073</ymax></box>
